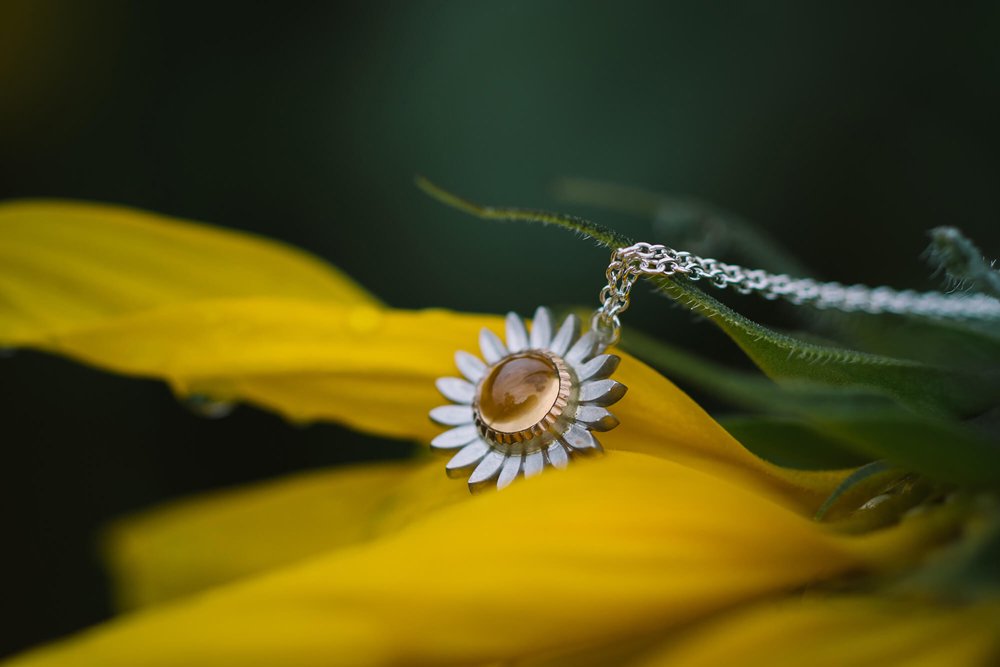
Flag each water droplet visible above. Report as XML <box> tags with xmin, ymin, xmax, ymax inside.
<box><xmin>183</xmin><ymin>394</ymin><xmax>236</xmax><ymax>419</ymax></box>
<box><xmin>347</xmin><ymin>305</ymin><xmax>382</xmax><ymax>334</ymax></box>
<box><xmin>859</xmin><ymin>493</ymin><xmax>892</xmax><ymax>511</ymax></box>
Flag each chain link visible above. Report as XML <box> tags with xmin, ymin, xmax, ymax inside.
<box><xmin>594</xmin><ymin>242</ymin><xmax>1000</xmax><ymax>333</ymax></box>
<box><xmin>592</xmin><ymin>248</ymin><xmax>641</xmax><ymax>347</ymax></box>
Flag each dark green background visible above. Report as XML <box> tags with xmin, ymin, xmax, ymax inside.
<box><xmin>2</xmin><ymin>1</ymin><xmax>999</xmax><ymax>657</ymax></box>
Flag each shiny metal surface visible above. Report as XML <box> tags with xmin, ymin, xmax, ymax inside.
<box><xmin>430</xmin><ymin>308</ymin><xmax>626</xmax><ymax>492</ymax></box>
<box><xmin>596</xmin><ymin>241</ymin><xmax>1000</xmax><ymax>325</ymax></box>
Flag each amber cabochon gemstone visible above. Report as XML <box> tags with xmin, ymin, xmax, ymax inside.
<box><xmin>475</xmin><ymin>352</ymin><xmax>569</xmax><ymax>442</ymax></box>
<box><xmin>477</xmin><ymin>353</ymin><xmax>562</xmax><ymax>434</ymax></box>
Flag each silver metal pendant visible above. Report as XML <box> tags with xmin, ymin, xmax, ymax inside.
<box><xmin>429</xmin><ymin>307</ymin><xmax>626</xmax><ymax>491</ymax></box>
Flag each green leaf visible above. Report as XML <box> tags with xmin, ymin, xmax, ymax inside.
<box><xmin>925</xmin><ymin>226</ymin><xmax>1000</xmax><ymax>298</ymax></box>
<box><xmin>415</xmin><ymin>176</ymin><xmax>632</xmax><ymax>248</ymax></box>
<box><xmin>806</xmin><ymin>407</ymin><xmax>1000</xmax><ymax>486</ymax></box>
<box><xmin>719</xmin><ymin>415</ymin><xmax>870</xmax><ymax>471</ymax></box>
<box><xmin>814</xmin><ymin>308</ymin><xmax>1000</xmax><ymax>371</ymax></box>
<box><xmin>892</xmin><ymin>501</ymin><xmax>1000</xmax><ymax>601</ymax></box>
<box><xmin>622</xmin><ymin>327</ymin><xmax>1000</xmax><ymax>485</ymax></box>
<box><xmin>653</xmin><ymin>277</ymin><xmax>999</xmax><ymax>419</ymax></box>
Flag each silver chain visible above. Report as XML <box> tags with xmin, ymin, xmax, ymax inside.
<box><xmin>593</xmin><ymin>241</ymin><xmax>1000</xmax><ymax>345</ymax></box>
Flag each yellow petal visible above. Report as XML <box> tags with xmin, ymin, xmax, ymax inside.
<box><xmin>610</xmin><ymin>354</ymin><xmax>847</xmax><ymax>511</ymax></box>
<box><xmin>633</xmin><ymin>596</ymin><xmax>1000</xmax><ymax>667</ymax></box>
<box><xmin>27</xmin><ymin>298</ymin><xmax>844</xmax><ymax>509</ymax></box>
<box><xmin>7</xmin><ymin>452</ymin><xmax>861</xmax><ymax>667</ymax></box>
<box><xmin>0</xmin><ymin>200</ymin><xmax>376</xmax><ymax>343</ymax></box>
<box><xmin>105</xmin><ymin>459</ymin><xmax>470</xmax><ymax>611</ymax></box>
<box><xmin>0</xmin><ymin>201</ymin><xmax>847</xmax><ymax>508</ymax></box>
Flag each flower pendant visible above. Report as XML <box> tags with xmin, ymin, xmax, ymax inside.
<box><xmin>430</xmin><ymin>307</ymin><xmax>627</xmax><ymax>491</ymax></box>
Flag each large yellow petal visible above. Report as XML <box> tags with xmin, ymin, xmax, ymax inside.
<box><xmin>24</xmin><ymin>298</ymin><xmax>845</xmax><ymax>509</ymax></box>
<box><xmin>0</xmin><ymin>200</ymin><xmax>376</xmax><ymax>343</ymax></box>
<box><xmin>0</xmin><ymin>201</ymin><xmax>849</xmax><ymax>509</ymax></box>
<box><xmin>6</xmin><ymin>452</ymin><xmax>862</xmax><ymax>667</ymax></box>
<box><xmin>105</xmin><ymin>459</ymin><xmax>469</xmax><ymax>611</ymax></box>
<box><xmin>609</xmin><ymin>355</ymin><xmax>847</xmax><ymax>512</ymax></box>
<box><xmin>633</xmin><ymin>596</ymin><xmax>1000</xmax><ymax>667</ymax></box>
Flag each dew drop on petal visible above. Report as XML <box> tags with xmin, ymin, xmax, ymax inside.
<box><xmin>347</xmin><ymin>305</ymin><xmax>383</xmax><ymax>334</ymax></box>
<box><xmin>182</xmin><ymin>394</ymin><xmax>236</xmax><ymax>419</ymax></box>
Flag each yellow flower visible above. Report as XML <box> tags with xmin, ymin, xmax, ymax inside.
<box><xmin>1</xmin><ymin>201</ymin><xmax>997</xmax><ymax>666</ymax></box>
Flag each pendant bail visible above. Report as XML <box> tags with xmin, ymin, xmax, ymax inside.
<box><xmin>591</xmin><ymin>310</ymin><xmax>621</xmax><ymax>349</ymax></box>
<box><xmin>592</xmin><ymin>247</ymin><xmax>637</xmax><ymax>349</ymax></box>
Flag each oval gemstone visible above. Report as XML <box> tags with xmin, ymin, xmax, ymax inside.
<box><xmin>477</xmin><ymin>354</ymin><xmax>561</xmax><ymax>434</ymax></box>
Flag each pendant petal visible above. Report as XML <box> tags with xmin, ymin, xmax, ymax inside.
<box><xmin>455</xmin><ymin>350</ymin><xmax>487</xmax><ymax>383</ymax></box>
<box><xmin>561</xmin><ymin>423</ymin><xmax>603</xmax><ymax>452</ymax></box>
<box><xmin>565</xmin><ymin>331</ymin><xmax>597</xmax><ymax>365</ymax></box>
<box><xmin>468</xmin><ymin>450</ymin><xmax>505</xmax><ymax>486</ymax></box>
<box><xmin>579</xmin><ymin>379</ymin><xmax>627</xmax><ymax>406</ymax></box>
<box><xmin>504</xmin><ymin>312</ymin><xmax>529</xmax><ymax>353</ymax></box>
<box><xmin>575</xmin><ymin>353</ymin><xmax>620</xmax><ymax>382</ymax></box>
<box><xmin>435</xmin><ymin>377</ymin><xmax>475</xmax><ymax>404</ymax></box>
<box><xmin>446</xmin><ymin>440</ymin><xmax>490</xmax><ymax>473</ymax></box>
<box><xmin>548</xmin><ymin>313</ymin><xmax>580</xmax><ymax>357</ymax></box>
<box><xmin>479</xmin><ymin>328</ymin><xmax>508</xmax><ymax>364</ymax></box>
<box><xmin>429</xmin><ymin>405</ymin><xmax>474</xmax><ymax>426</ymax></box>
<box><xmin>546</xmin><ymin>441</ymin><xmax>569</xmax><ymax>469</ymax></box>
<box><xmin>523</xmin><ymin>449</ymin><xmax>545</xmax><ymax>478</ymax></box>
<box><xmin>496</xmin><ymin>454</ymin><xmax>522</xmax><ymax>489</ymax></box>
<box><xmin>529</xmin><ymin>306</ymin><xmax>553</xmax><ymax>349</ymax></box>
<box><xmin>430</xmin><ymin>424</ymin><xmax>480</xmax><ymax>451</ymax></box>
<box><xmin>575</xmin><ymin>405</ymin><xmax>619</xmax><ymax>431</ymax></box>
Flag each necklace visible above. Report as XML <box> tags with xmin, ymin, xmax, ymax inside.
<box><xmin>425</xmin><ymin>183</ymin><xmax>1000</xmax><ymax>492</ymax></box>
<box><xmin>430</xmin><ymin>306</ymin><xmax>624</xmax><ymax>492</ymax></box>
<box><xmin>601</xmin><ymin>242</ymin><xmax>1000</xmax><ymax>322</ymax></box>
